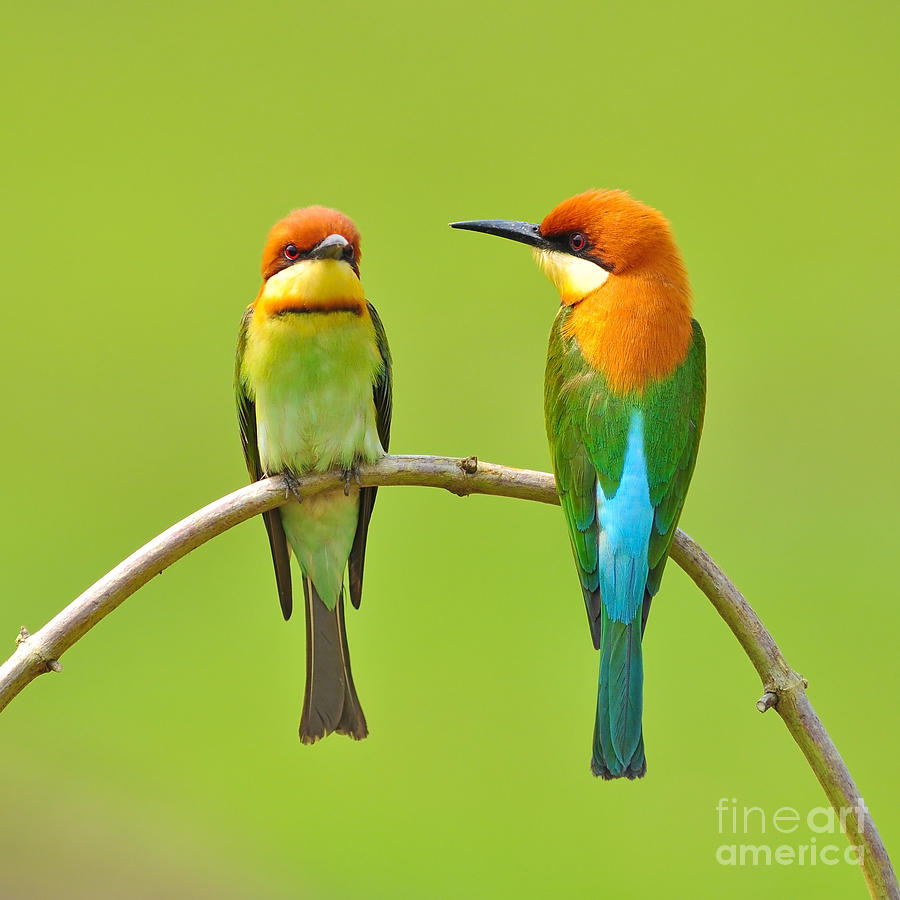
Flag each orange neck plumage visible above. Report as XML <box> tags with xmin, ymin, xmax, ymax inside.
<box><xmin>563</xmin><ymin>272</ymin><xmax>694</xmax><ymax>395</ymax></box>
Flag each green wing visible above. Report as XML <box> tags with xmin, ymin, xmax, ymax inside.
<box><xmin>235</xmin><ymin>306</ymin><xmax>294</xmax><ymax>620</ymax></box>
<box><xmin>644</xmin><ymin>320</ymin><xmax>706</xmax><ymax>595</ymax></box>
<box><xmin>545</xmin><ymin>315</ymin><xmax>613</xmax><ymax>648</ymax></box>
<box><xmin>545</xmin><ymin>312</ymin><xmax>706</xmax><ymax>647</ymax></box>
<box><xmin>348</xmin><ymin>301</ymin><xmax>393</xmax><ymax>609</ymax></box>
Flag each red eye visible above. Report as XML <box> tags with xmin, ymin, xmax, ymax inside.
<box><xmin>284</xmin><ymin>244</ymin><xmax>300</xmax><ymax>261</ymax></box>
<box><xmin>569</xmin><ymin>232</ymin><xmax>586</xmax><ymax>252</ymax></box>
<box><xmin>344</xmin><ymin>244</ymin><xmax>355</xmax><ymax>261</ymax></box>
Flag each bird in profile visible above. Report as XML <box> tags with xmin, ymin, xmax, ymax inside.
<box><xmin>235</xmin><ymin>206</ymin><xmax>392</xmax><ymax>743</ymax></box>
<box><xmin>452</xmin><ymin>190</ymin><xmax>705</xmax><ymax>778</ymax></box>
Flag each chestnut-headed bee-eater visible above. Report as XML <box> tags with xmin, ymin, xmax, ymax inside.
<box><xmin>235</xmin><ymin>207</ymin><xmax>392</xmax><ymax>743</ymax></box>
<box><xmin>452</xmin><ymin>190</ymin><xmax>705</xmax><ymax>778</ymax></box>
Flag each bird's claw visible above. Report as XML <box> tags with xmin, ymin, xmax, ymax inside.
<box><xmin>341</xmin><ymin>465</ymin><xmax>361</xmax><ymax>497</ymax></box>
<box><xmin>283</xmin><ymin>471</ymin><xmax>303</xmax><ymax>503</ymax></box>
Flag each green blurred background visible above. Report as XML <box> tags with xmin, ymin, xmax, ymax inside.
<box><xmin>1</xmin><ymin>1</ymin><xmax>897</xmax><ymax>897</ymax></box>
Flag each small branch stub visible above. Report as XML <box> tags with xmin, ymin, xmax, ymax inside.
<box><xmin>459</xmin><ymin>455</ymin><xmax>478</xmax><ymax>474</ymax></box>
<box><xmin>15</xmin><ymin>625</ymin><xmax>63</xmax><ymax>674</ymax></box>
<box><xmin>757</xmin><ymin>691</ymin><xmax>778</xmax><ymax>713</ymax></box>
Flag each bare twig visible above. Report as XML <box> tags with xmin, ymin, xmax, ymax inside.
<box><xmin>0</xmin><ymin>454</ymin><xmax>894</xmax><ymax>898</ymax></box>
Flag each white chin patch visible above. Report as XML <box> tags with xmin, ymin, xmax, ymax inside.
<box><xmin>533</xmin><ymin>249</ymin><xmax>609</xmax><ymax>298</ymax></box>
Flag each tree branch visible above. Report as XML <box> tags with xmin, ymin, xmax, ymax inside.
<box><xmin>670</xmin><ymin>532</ymin><xmax>897</xmax><ymax>897</ymax></box>
<box><xmin>0</xmin><ymin>454</ymin><xmax>895</xmax><ymax>898</ymax></box>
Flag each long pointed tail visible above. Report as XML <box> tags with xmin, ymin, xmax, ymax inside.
<box><xmin>592</xmin><ymin>605</ymin><xmax>646</xmax><ymax>779</ymax></box>
<box><xmin>299</xmin><ymin>577</ymin><xmax>368</xmax><ymax>743</ymax></box>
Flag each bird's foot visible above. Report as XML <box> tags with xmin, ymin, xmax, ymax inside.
<box><xmin>283</xmin><ymin>471</ymin><xmax>304</xmax><ymax>503</ymax></box>
<box><xmin>341</xmin><ymin>464</ymin><xmax>361</xmax><ymax>497</ymax></box>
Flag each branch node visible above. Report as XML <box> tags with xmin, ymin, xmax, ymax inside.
<box><xmin>459</xmin><ymin>456</ymin><xmax>478</xmax><ymax>474</ymax></box>
<box><xmin>757</xmin><ymin>691</ymin><xmax>778</xmax><ymax>713</ymax></box>
<box><xmin>46</xmin><ymin>659</ymin><xmax>62</xmax><ymax>673</ymax></box>
<box><xmin>15</xmin><ymin>627</ymin><xmax>30</xmax><ymax>646</ymax></box>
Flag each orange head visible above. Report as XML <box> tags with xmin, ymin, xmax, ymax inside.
<box><xmin>255</xmin><ymin>206</ymin><xmax>366</xmax><ymax>317</ymax></box>
<box><xmin>538</xmin><ymin>189</ymin><xmax>688</xmax><ymax>298</ymax></box>
<box><xmin>451</xmin><ymin>189</ymin><xmax>688</xmax><ymax>305</ymax></box>
<box><xmin>451</xmin><ymin>189</ymin><xmax>694</xmax><ymax>392</ymax></box>
<box><xmin>261</xmin><ymin>206</ymin><xmax>361</xmax><ymax>282</ymax></box>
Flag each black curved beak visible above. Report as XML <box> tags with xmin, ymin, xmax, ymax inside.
<box><xmin>310</xmin><ymin>233</ymin><xmax>350</xmax><ymax>260</ymax></box>
<box><xmin>449</xmin><ymin>219</ymin><xmax>548</xmax><ymax>250</ymax></box>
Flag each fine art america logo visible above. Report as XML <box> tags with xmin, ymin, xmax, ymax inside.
<box><xmin>716</xmin><ymin>798</ymin><xmax>867</xmax><ymax>867</ymax></box>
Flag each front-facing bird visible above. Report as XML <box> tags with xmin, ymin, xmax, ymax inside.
<box><xmin>452</xmin><ymin>190</ymin><xmax>705</xmax><ymax>778</ymax></box>
<box><xmin>235</xmin><ymin>207</ymin><xmax>391</xmax><ymax>743</ymax></box>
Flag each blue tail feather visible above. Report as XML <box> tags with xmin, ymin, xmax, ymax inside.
<box><xmin>590</xmin><ymin>411</ymin><xmax>651</xmax><ymax>779</ymax></box>
<box><xmin>592</xmin><ymin>605</ymin><xmax>645</xmax><ymax>779</ymax></box>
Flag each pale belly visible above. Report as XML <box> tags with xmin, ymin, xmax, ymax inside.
<box><xmin>242</xmin><ymin>309</ymin><xmax>385</xmax><ymax>606</ymax></box>
<box><xmin>244</xmin><ymin>310</ymin><xmax>384</xmax><ymax>474</ymax></box>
